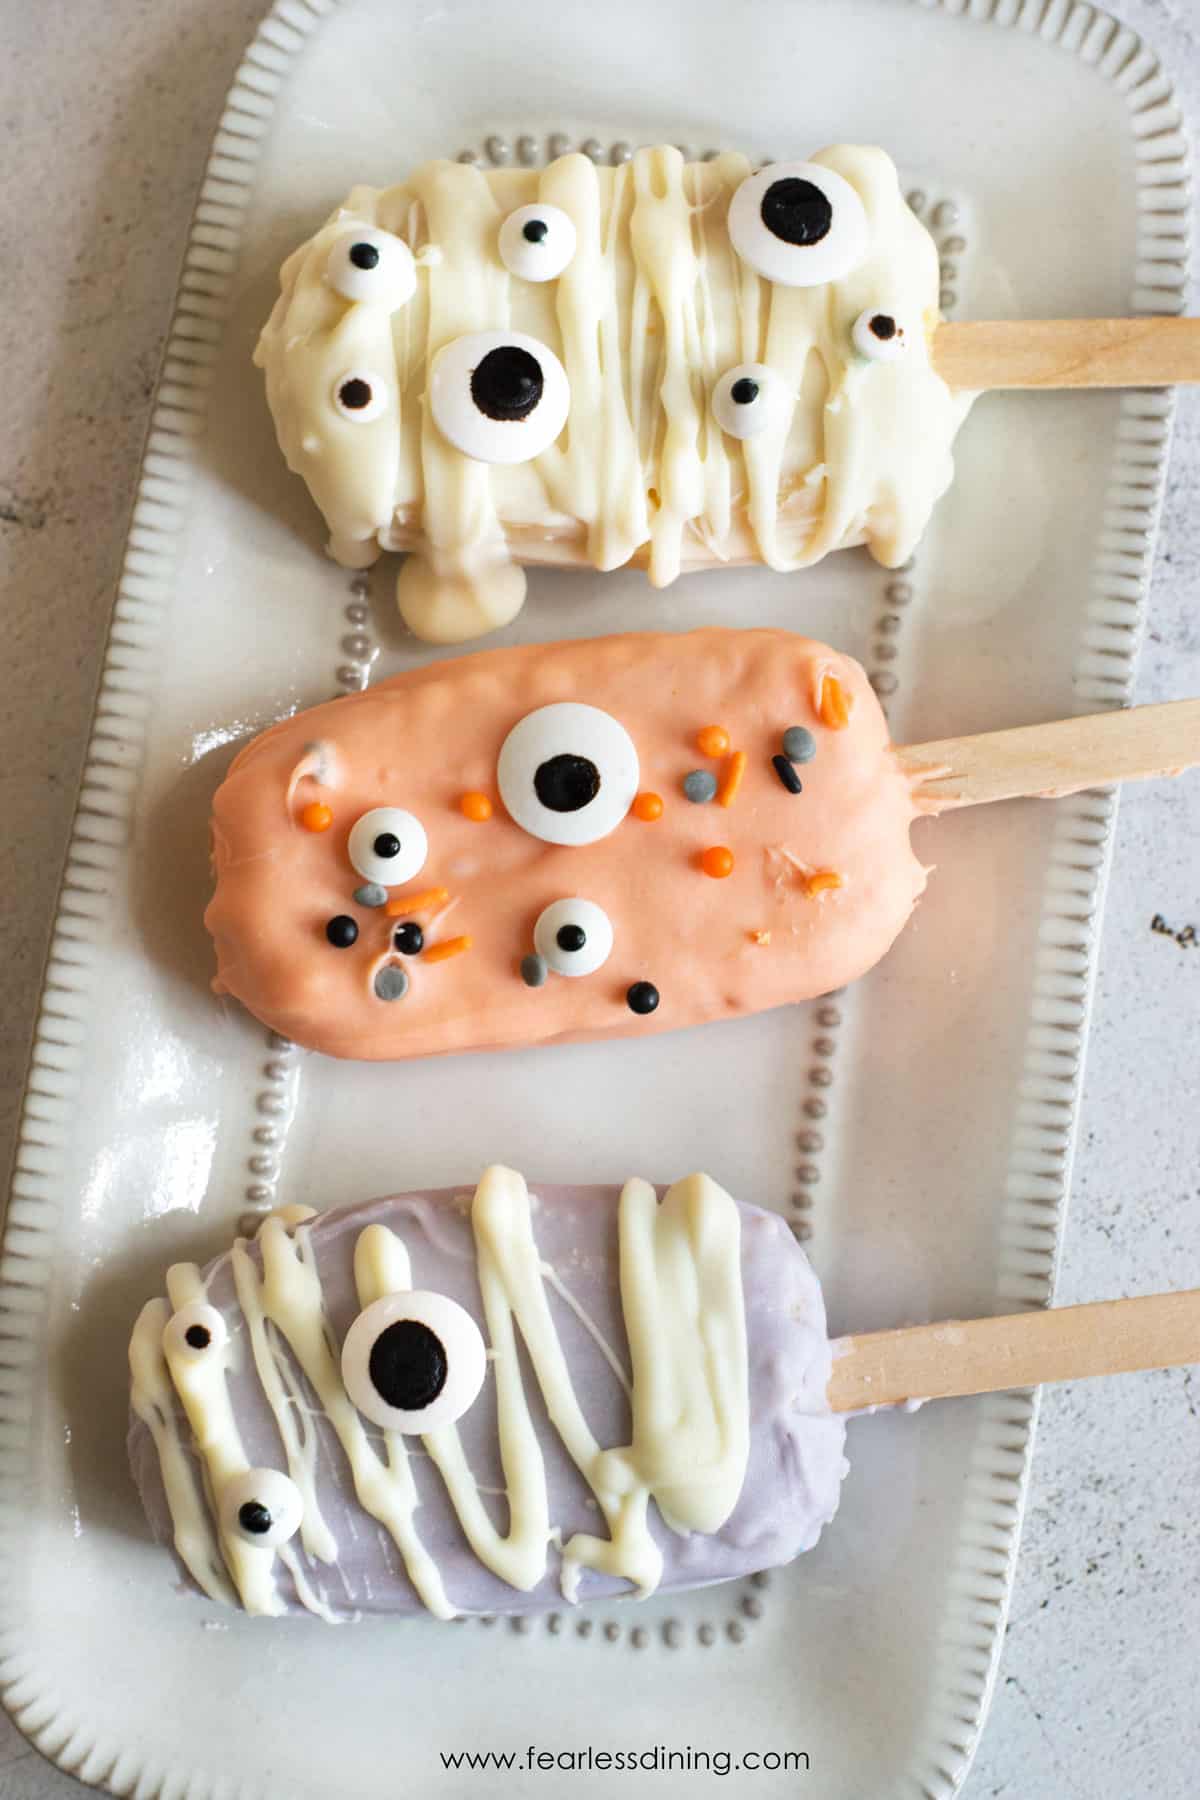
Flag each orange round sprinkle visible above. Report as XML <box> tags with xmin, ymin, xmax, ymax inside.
<box><xmin>300</xmin><ymin>801</ymin><xmax>333</xmax><ymax>833</ymax></box>
<box><xmin>700</xmin><ymin>845</ymin><xmax>735</xmax><ymax>880</ymax></box>
<box><xmin>459</xmin><ymin>791</ymin><xmax>493</xmax><ymax>822</ymax></box>
<box><xmin>696</xmin><ymin>725</ymin><xmax>730</xmax><ymax>759</ymax></box>
<box><xmin>633</xmin><ymin>791</ymin><xmax>664</xmax><ymax>822</ymax></box>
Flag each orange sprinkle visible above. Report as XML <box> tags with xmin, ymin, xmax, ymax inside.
<box><xmin>700</xmin><ymin>845</ymin><xmax>735</xmax><ymax>880</ymax></box>
<box><xmin>422</xmin><ymin>934</ymin><xmax>473</xmax><ymax>964</ymax></box>
<box><xmin>818</xmin><ymin>672</ymin><xmax>852</xmax><ymax>731</ymax></box>
<box><xmin>716</xmin><ymin>749</ymin><xmax>747</xmax><ymax>809</ymax></box>
<box><xmin>633</xmin><ymin>791</ymin><xmax>664</xmax><ymax>822</ymax></box>
<box><xmin>696</xmin><ymin>725</ymin><xmax>730</xmax><ymax>759</ymax></box>
<box><xmin>805</xmin><ymin>869</ymin><xmax>845</xmax><ymax>898</ymax></box>
<box><xmin>299</xmin><ymin>801</ymin><xmax>333</xmax><ymax>833</ymax></box>
<box><xmin>385</xmin><ymin>887</ymin><xmax>449</xmax><ymax>917</ymax></box>
<box><xmin>750</xmin><ymin>929</ymin><xmax>772</xmax><ymax>947</ymax></box>
<box><xmin>459</xmin><ymin>791</ymin><xmax>493</xmax><ymax>822</ymax></box>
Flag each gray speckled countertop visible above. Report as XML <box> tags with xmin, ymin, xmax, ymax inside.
<box><xmin>2</xmin><ymin>2</ymin><xmax>1198</xmax><ymax>1795</ymax></box>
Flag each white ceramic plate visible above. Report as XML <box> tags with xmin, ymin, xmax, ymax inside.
<box><xmin>0</xmin><ymin>1</ymin><xmax>1189</xmax><ymax>1795</ymax></box>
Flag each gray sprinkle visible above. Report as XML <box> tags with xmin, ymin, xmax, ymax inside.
<box><xmin>548</xmin><ymin>132</ymin><xmax>571</xmax><ymax>160</ymax></box>
<box><xmin>581</xmin><ymin>138</ymin><xmax>603</xmax><ymax>162</ymax></box>
<box><xmin>456</xmin><ymin>149</ymin><xmax>481</xmax><ymax>166</ymax></box>
<box><xmin>517</xmin><ymin>135</ymin><xmax>540</xmax><ymax>167</ymax></box>
<box><xmin>374</xmin><ymin>965</ymin><xmax>410</xmax><ymax>1002</ymax></box>
<box><xmin>675</xmin><ymin>144</ymin><xmax>693</xmax><ymax>162</ymax></box>
<box><xmin>781</xmin><ymin>726</ymin><xmax>816</xmax><ymax>764</ymax></box>
<box><xmin>906</xmin><ymin>188</ymin><xmax>927</xmax><ymax>216</ymax></box>
<box><xmin>933</xmin><ymin>199</ymin><xmax>960</xmax><ymax>228</ymax></box>
<box><xmin>610</xmin><ymin>141</ymin><xmax>633</xmax><ymax>165</ymax></box>
<box><xmin>521</xmin><ymin>953</ymin><xmax>549</xmax><ymax>988</ymax></box>
<box><xmin>683</xmin><ymin>769</ymin><xmax>718</xmax><ymax>804</ymax></box>
<box><xmin>354</xmin><ymin>883</ymin><xmax>388</xmax><ymax>909</ymax></box>
<box><xmin>486</xmin><ymin>134</ymin><xmax>512</xmax><ymax>165</ymax></box>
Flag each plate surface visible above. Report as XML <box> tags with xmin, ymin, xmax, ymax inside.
<box><xmin>0</xmin><ymin>1</ymin><xmax>1188</xmax><ymax>1796</ymax></box>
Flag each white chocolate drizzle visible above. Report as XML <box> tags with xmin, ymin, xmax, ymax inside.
<box><xmin>133</xmin><ymin>1167</ymin><xmax>751</xmax><ymax>1617</ymax></box>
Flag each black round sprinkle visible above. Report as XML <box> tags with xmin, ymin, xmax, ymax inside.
<box><xmin>184</xmin><ymin>1324</ymin><xmax>212</xmax><ymax>1351</ymax></box>
<box><xmin>627</xmin><ymin>981</ymin><xmax>660</xmax><ymax>1016</ymax></box>
<box><xmin>393</xmin><ymin>922</ymin><xmax>424</xmax><ymax>956</ymax></box>
<box><xmin>368</xmin><ymin>1319</ymin><xmax>448</xmax><ymax>1412</ymax></box>
<box><xmin>534</xmin><ymin>753</ymin><xmax>601</xmax><ymax>813</ymax></box>
<box><xmin>556</xmin><ymin>923</ymin><xmax>587</xmax><ymax>953</ymax></box>
<box><xmin>238</xmin><ymin>1500</ymin><xmax>273</xmax><ymax>1537</ymax></box>
<box><xmin>730</xmin><ymin>377</ymin><xmax>759</xmax><ymax>406</ymax></box>
<box><xmin>326</xmin><ymin>914</ymin><xmax>359</xmax><ymax>948</ymax></box>
<box><xmin>372</xmin><ymin>832</ymin><xmax>402</xmax><ymax>860</ymax></box>
<box><xmin>772</xmin><ymin>753</ymin><xmax>804</xmax><ymax>795</ymax></box>
<box><xmin>349</xmin><ymin>241</ymin><xmax>381</xmax><ymax>271</ymax></box>
<box><xmin>522</xmin><ymin>218</ymin><xmax>549</xmax><ymax>244</ymax></box>
<box><xmin>338</xmin><ymin>377</ymin><xmax>373</xmax><ymax>410</ymax></box>
<box><xmin>870</xmin><ymin>313</ymin><xmax>897</xmax><ymax>340</ymax></box>
<box><xmin>760</xmin><ymin>177</ymin><xmax>833</xmax><ymax>247</ymax></box>
<box><xmin>470</xmin><ymin>345</ymin><xmax>544</xmax><ymax>422</ymax></box>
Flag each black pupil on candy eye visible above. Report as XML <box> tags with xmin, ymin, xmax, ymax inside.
<box><xmin>470</xmin><ymin>345</ymin><xmax>544</xmax><ymax>422</ymax></box>
<box><xmin>368</xmin><ymin>1319</ymin><xmax>448</xmax><ymax>1412</ymax></box>
<box><xmin>534</xmin><ymin>753</ymin><xmax>601</xmax><ymax>813</ymax></box>
<box><xmin>373</xmin><ymin>832</ymin><xmax>401</xmax><ymax>859</ymax></box>
<box><xmin>760</xmin><ymin>177</ymin><xmax>833</xmax><ymax>247</ymax></box>
<box><xmin>238</xmin><ymin>1501</ymin><xmax>273</xmax><ymax>1536</ymax></box>
<box><xmin>730</xmin><ymin>377</ymin><xmax>759</xmax><ymax>405</ymax></box>
<box><xmin>870</xmin><ymin>314</ymin><xmax>897</xmax><ymax>340</ymax></box>
<box><xmin>339</xmin><ymin>378</ymin><xmax>373</xmax><ymax>410</ymax></box>
<box><xmin>349</xmin><ymin>242</ymin><xmax>381</xmax><ymax>270</ymax></box>
<box><xmin>522</xmin><ymin>219</ymin><xmax>549</xmax><ymax>244</ymax></box>
<box><xmin>556</xmin><ymin>924</ymin><xmax>587</xmax><ymax>953</ymax></box>
<box><xmin>185</xmin><ymin>1324</ymin><xmax>211</xmax><ymax>1350</ymax></box>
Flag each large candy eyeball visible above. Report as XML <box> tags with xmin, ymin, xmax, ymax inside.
<box><xmin>728</xmin><ymin>162</ymin><xmax>868</xmax><ymax>287</ymax></box>
<box><xmin>162</xmin><ymin>1300</ymin><xmax>228</xmax><ymax>1363</ymax></box>
<box><xmin>347</xmin><ymin>808</ymin><xmax>428</xmax><ymax>886</ymax></box>
<box><xmin>851</xmin><ymin>308</ymin><xmax>910</xmax><ymax>363</ymax></box>
<box><xmin>220</xmin><ymin>1469</ymin><xmax>304</xmax><ymax>1549</ymax></box>
<box><xmin>711</xmin><ymin>363</ymin><xmax>783</xmax><ymax>440</ymax></box>
<box><xmin>497</xmin><ymin>703</ymin><xmax>639</xmax><ymax>846</ymax></box>
<box><xmin>430</xmin><ymin>331</ymin><xmax>570</xmax><ymax>465</ymax></box>
<box><xmin>327</xmin><ymin>226</ymin><xmax>417</xmax><ymax>310</ymax></box>
<box><xmin>498</xmin><ymin>204</ymin><xmax>577</xmax><ymax>282</ymax></box>
<box><xmin>341</xmin><ymin>1291</ymin><xmax>487</xmax><ymax>1433</ymax></box>
<box><xmin>332</xmin><ymin>371</ymin><xmax>389</xmax><ymax>423</ymax></box>
<box><xmin>533</xmin><ymin>898</ymin><xmax>614</xmax><ymax>977</ymax></box>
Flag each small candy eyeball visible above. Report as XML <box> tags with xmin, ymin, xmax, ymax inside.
<box><xmin>498</xmin><ymin>204</ymin><xmax>577</xmax><ymax>282</ymax></box>
<box><xmin>498</xmin><ymin>703</ymin><xmax>639</xmax><ymax>847</ymax></box>
<box><xmin>332</xmin><ymin>371</ymin><xmax>389</xmax><ymax>423</ymax></box>
<box><xmin>341</xmin><ymin>1291</ymin><xmax>487</xmax><ymax>1433</ymax></box>
<box><xmin>162</xmin><ymin>1300</ymin><xmax>228</xmax><ymax>1364</ymax></box>
<box><xmin>728</xmin><ymin>162</ymin><xmax>868</xmax><ymax>287</ymax></box>
<box><xmin>711</xmin><ymin>364</ymin><xmax>781</xmax><ymax>441</ymax></box>
<box><xmin>327</xmin><ymin>226</ymin><xmax>417</xmax><ymax>310</ymax></box>
<box><xmin>220</xmin><ymin>1468</ymin><xmax>304</xmax><ymax>1549</ymax></box>
<box><xmin>347</xmin><ymin>807</ymin><xmax>428</xmax><ymax>886</ymax></box>
<box><xmin>430</xmin><ymin>331</ymin><xmax>570</xmax><ymax>465</ymax></box>
<box><xmin>533</xmin><ymin>898</ymin><xmax>614</xmax><ymax>978</ymax></box>
<box><xmin>852</xmin><ymin>309</ymin><xmax>909</xmax><ymax>363</ymax></box>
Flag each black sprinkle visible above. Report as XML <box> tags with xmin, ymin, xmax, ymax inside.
<box><xmin>326</xmin><ymin>915</ymin><xmax>359</xmax><ymax>948</ymax></box>
<box><xmin>626</xmin><ymin>981</ymin><xmax>660</xmax><ymax>1016</ymax></box>
<box><xmin>393</xmin><ymin>922</ymin><xmax>424</xmax><ymax>956</ymax></box>
<box><xmin>772</xmin><ymin>754</ymin><xmax>804</xmax><ymax>794</ymax></box>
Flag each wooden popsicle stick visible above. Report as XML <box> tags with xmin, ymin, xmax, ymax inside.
<box><xmin>933</xmin><ymin>317</ymin><xmax>1200</xmax><ymax>390</ymax></box>
<box><xmin>828</xmin><ymin>1289</ymin><xmax>1200</xmax><ymax>1413</ymax></box>
<box><xmin>895</xmin><ymin>698</ymin><xmax>1200</xmax><ymax>811</ymax></box>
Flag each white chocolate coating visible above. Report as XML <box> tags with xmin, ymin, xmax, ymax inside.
<box><xmin>255</xmin><ymin>146</ymin><xmax>972</xmax><ymax>642</ymax></box>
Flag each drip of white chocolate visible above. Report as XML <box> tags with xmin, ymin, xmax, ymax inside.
<box><xmin>255</xmin><ymin>146</ymin><xmax>971</xmax><ymax>643</ymax></box>
<box><xmin>130</xmin><ymin>1167</ymin><xmax>751</xmax><ymax>1617</ymax></box>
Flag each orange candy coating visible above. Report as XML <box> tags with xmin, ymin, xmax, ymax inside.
<box><xmin>299</xmin><ymin>801</ymin><xmax>333</xmax><ymax>833</ymax></box>
<box><xmin>633</xmin><ymin>791</ymin><xmax>664</xmax><ymax>822</ymax></box>
<box><xmin>459</xmin><ymin>791</ymin><xmax>493</xmax><ymax>822</ymax></box>
<box><xmin>696</xmin><ymin>725</ymin><xmax>731</xmax><ymax>758</ymax></box>
<box><xmin>700</xmin><ymin>845</ymin><xmax>735</xmax><ymax>880</ymax></box>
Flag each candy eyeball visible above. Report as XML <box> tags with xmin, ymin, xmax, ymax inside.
<box><xmin>221</xmin><ymin>1468</ymin><xmax>304</xmax><ymax>1549</ymax></box>
<box><xmin>347</xmin><ymin>808</ymin><xmax>428</xmax><ymax>886</ymax></box>
<box><xmin>162</xmin><ymin>1300</ymin><xmax>228</xmax><ymax>1363</ymax></box>
<box><xmin>498</xmin><ymin>204</ymin><xmax>577</xmax><ymax>282</ymax></box>
<box><xmin>326</xmin><ymin>226</ymin><xmax>417</xmax><ymax>310</ymax></box>
<box><xmin>341</xmin><ymin>1291</ymin><xmax>487</xmax><ymax>1433</ymax></box>
<box><xmin>711</xmin><ymin>363</ymin><xmax>782</xmax><ymax>440</ymax></box>
<box><xmin>851</xmin><ymin>309</ymin><xmax>910</xmax><ymax>362</ymax></box>
<box><xmin>497</xmin><ymin>703</ymin><xmax>639</xmax><ymax>847</ymax></box>
<box><xmin>533</xmin><ymin>898</ymin><xmax>614</xmax><ymax>977</ymax></box>
<box><xmin>332</xmin><ymin>371</ymin><xmax>389</xmax><ymax>423</ymax></box>
<box><xmin>430</xmin><ymin>331</ymin><xmax>570</xmax><ymax>465</ymax></box>
<box><xmin>728</xmin><ymin>162</ymin><xmax>868</xmax><ymax>287</ymax></box>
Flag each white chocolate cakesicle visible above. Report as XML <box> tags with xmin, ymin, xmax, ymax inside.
<box><xmin>254</xmin><ymin>146</ymin><xmax>973</xmax><ymax>642</ymax></box>
<box><xmin>127</xmin><ymin>1169</ymin><xmax>845</xmax><ymax>1620</ymax></box>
